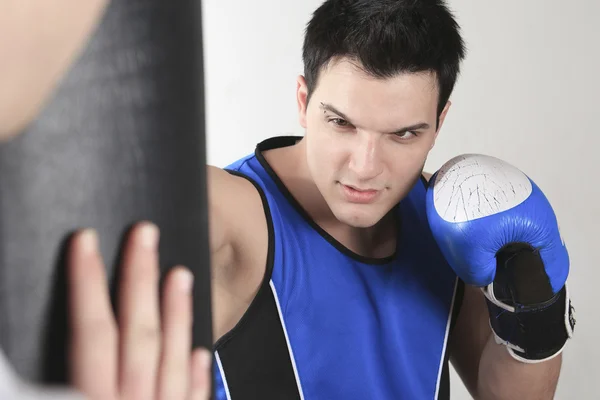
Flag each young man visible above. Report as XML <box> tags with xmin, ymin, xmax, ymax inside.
<box><xmin>1</xmin><ymin>0</ymin><xmax>573</xmax><ymax>399</ymax></box>
<box><xmin>207</xmin><ymin>1</ymin><xmax>572</xmax><ymax>399</ymax></box>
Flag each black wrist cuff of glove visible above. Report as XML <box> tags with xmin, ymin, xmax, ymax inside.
<box><xmin>482</xmin><ymin>242</ymin><xmax>576</xmax><ymax>363</ymax></box>
<box><xmin>483</xmin><ymin>282</ymin><xmax>575</xmax><ymax>363</ymax></box>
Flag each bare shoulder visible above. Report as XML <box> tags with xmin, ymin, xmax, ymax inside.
<box><xmin>207</xmin><ymin>165</ymin><xmax>268</xmax><ymax>258</ymax></box>
<box><xmin>207</xmin><ymin>165</ymin><xmax>263</xmax><ymax>202</ymax></box>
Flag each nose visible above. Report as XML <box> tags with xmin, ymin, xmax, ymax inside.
<box><xmin>348</xmin><ymin>133</ymin><xmax>383</xmax><ymax>182</ymax></box>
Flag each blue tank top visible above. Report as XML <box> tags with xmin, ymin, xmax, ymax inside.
<box><xmin>213</xmin><ymin>137</ymin><xmax>462</xmax><ymax>400</ymax></box>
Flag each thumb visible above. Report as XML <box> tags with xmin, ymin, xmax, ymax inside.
<box><xmin>460</xmin><ymin>247</ymin><xmax>497</xmax><ymax>287</ymax></box>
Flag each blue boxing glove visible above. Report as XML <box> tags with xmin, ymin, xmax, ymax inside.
<box><xmin>426</xmin><ymin>154</ymin><xmax>575</xmax><ymax>362</ymax></box>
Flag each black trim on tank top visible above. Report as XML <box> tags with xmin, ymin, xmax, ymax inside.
<box><xmin>437</xmin><ymin>278</ymin><xmax>465</xmax><ymax>400</ymax></box>
<box><xmin>254</xmin><ymin>135</ymin><xmax>399</xmax><ymax>265</ymax></box>
<box><xmin>450</xmin><ymin>278</ymin><xmax>465</xmax><ymax>333</ymax></box>
<box><xmin>213</xmin><ymin>170</ymin><xmax>302</xmax><ymax>399</ymax></box>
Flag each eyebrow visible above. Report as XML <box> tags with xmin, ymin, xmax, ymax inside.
<box><xmin>319</xmin><ymin>102</ymin><xmax>430</xmax><ymax>133</ymax></box>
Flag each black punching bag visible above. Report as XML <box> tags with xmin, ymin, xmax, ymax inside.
<box><xmin>0</xmin><ymin>0</ymin><xmax>213</xmax><ymax>385</ymax></box>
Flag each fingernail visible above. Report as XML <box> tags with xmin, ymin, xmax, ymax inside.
<box><xmin>139</xmin><ymin>222</ymin><xmax>159</xmax><ymax>249</ymax></box>
<box><xmin>79</xmin><ymin>229</ymin><xmax>98</xmax><ymax>254</ymax></box>
<box><xmin>199</xmin><ymin>348</ymin><xmax>212</xmax><ymax>369</ymax></box>
<box><xmin>178</xmin><ymin>268</ymin><xmax>194</xmax><ymax>293</ymax></box>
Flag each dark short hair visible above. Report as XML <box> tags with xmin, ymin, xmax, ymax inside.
<box><xmin>302</xmin><ymin>0</ymin><xmax>467</xmax><ymax>118</ymax></box>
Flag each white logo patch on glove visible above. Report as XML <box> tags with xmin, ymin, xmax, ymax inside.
<box><xmin>432</xmin><ymin>154</ymin><xmax>533</xmax><ymax>223</ymax></box>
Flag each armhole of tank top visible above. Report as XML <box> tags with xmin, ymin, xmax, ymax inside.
<box><xmin>212</xmin><ymin>169</ymin><xmax>276</xmax><ymax>351</ymax></box>
<box><xmin>450</xmin><ymin>278</ymin><xmax>465</xmax><ymax>333</ymax></box>
<box><xmin>419</xmin><ymin>172</ymin><xmax>464</xmax><ymax>330</ymax></box>
<box><xmin>420</xmin><ymin>173</ymin><xmax>430</xmax><ymax>188</ymax></box>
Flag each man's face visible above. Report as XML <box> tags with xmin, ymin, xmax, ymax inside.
<box><xmin>297</xmin><ymin>58</ymin><xmax>450</xmax><ymax>228</ymax></box>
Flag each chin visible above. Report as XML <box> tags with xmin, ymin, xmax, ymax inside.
<box><xmin>331</xmin><ymin>205</ymin><xmax>387</xmax><ymax>229</ymax></box>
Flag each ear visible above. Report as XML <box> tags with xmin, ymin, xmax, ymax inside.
<box><xmin>431</xmin><ymin>100</ymin><xmax>452</xmax><ymax>149</ymax></box>
<box><xmin>296</xmin><ymin>75</ymin><xmax>309</xmax><ymax>129</ymax></box>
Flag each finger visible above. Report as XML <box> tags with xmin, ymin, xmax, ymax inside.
<box><xmin>189</xmin><ymin>348</ymin><xmax>212</xmax><ymax>400</ymax></box>
<box><xmin>157</xmin><ymin>267</ymin><xmax>194</xmax><ymax>399</ymax></box>
<box><xmin>118</xmin><ymin>222</ymin><xmax>161</xmax><ymax>398</ymax></box>
<box><xmin>68</xmin><ymin>229</ymin><xmax>118</xmax><ymax>399</ymax></box>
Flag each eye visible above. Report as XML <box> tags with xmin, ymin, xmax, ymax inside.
<box><xmin>329</xmin><ymin>118</ymin><xmax>350</xmax><ymax>127</ymax></box>
<box><xmin>394</xmin><ymin>131</ymin><xmax>418</xmax><ymax>140</ymax></box>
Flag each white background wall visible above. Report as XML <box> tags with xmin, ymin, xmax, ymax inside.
<box><xmin>202</xmin><ymin>1</ymin><xmax>599</xmax><ymax>398</ymax></box>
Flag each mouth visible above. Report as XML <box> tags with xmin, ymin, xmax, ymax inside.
<box><xmin>340</xmin><ymin>183</ymin><xmax>381</xmax><ymax>204</ymax></box>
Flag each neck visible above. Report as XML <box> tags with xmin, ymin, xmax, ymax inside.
<box><xmin>266</xmin><ymin>139</ymin><xmax>397</xmax><ymax>259</ymax></box>
<box><xmin>322</xmin><ymin>211</ymin><xmax>397</xmax><ymax>259</ymax></box>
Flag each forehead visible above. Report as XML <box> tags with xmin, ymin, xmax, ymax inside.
<box><xmin>313</xmin><ymin>59</ymin><xmax>439</xmax><ymax>126</ymax></box>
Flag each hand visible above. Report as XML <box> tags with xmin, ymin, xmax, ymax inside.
<box><xmin>0</xmin><ymin>222</ymin><xmax>212</xmax><ymax>399</ymax></box>
<box><xmin>68</xmin><ymin>222</ymin><xmax>212</xmax><ymax>399</ymax></box>
<box><xmin>425</xmin><ymin>154</ymin><xmax>569</xmax><ymax>296</ymax></box>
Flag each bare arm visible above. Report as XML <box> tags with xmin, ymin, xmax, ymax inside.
<box><xmin>207</xmin><ymin>166</ymin><xmax>236</xmax><ymax>258</ymax></box>
<box><xmin>207</xmin><ymin>165</ymin><xmax>269</xmax><ymax>340</ymax></box>
<box><xmin>0</xmin><ymin>0</ymin><xmax>108</xmax><ymax>138</ymax></box>
<box><xmin>449</xmin><ymin>285</ymin><xmax>562</xmax><ymax>400</ymax></box>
